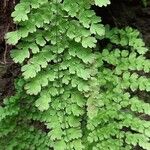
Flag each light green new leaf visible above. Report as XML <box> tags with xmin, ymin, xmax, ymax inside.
<box><xmin>66</xmin><ymin>128</ymin><xmax>82</xmax><ymax>140</ymax></box>
<box><xmin>36</xmin><ymin>36</ymin><xmax>46</xmax><ymax>46</ymax></box>
<box><xmin>95</xmin><ymin>0</ymin><xmax>111</xmax><ymax>7</ymax></box>
<box><xmin>77</xmin><ymin>69</ymin><xmax>91</xmax><ymax>80</ymax></box>
<box><xmin>54</xmin><ymin>140</ymin><xmax>66</xmax><ymax>150</ymax></box>
<box><xmin>22</xmin><ymin>64</ymin><xmax>40</xmax><ymax>79</ymax></box>
<box><xmin>48</xmin><ymin>128</ymin><xmax>63</xmax><ymax>140</ymax></box>
<box><xmin>90</xmin><ymin>24</ymin><xmax>105</xmax><ymax>36</ymax></box>
<box><xmin>71</xmin><ymin>104</ymin><xmax>84</xmax><ymax>116</ymax></box>
<box><xmin>71</xmin><ymin>139</ymin><xmax>84</xmax><ymax>150</ymax></box>
<box><xmin>87</xmin><ymin>99</ymin><xmax>98</xmax><ymax>119</ymax></box>
<box><xmin>25</xmin><ymin>80</ymin><xmax>41</xmax><ymax>95</ymax></box>
<box><xmin>35</xmin><ymin>92</ymin><xmax>51</xmax><ymax>111</ymax></box>
<box><xmin>5</xmin><ymin>31</ymin><xmax>20</xmax><ymax>45</ymax></box>
<box><xmin>82</xmin><ymin>37</ymin><xmax>97</xmax><ymax>48</ymax></box>
<box><xmin>11</xmin><ymin>48</ymin><xmax>30</xmax><ymax>63</ymax></box>
<box><xmin>30</xmin><ymin>43</ymin><xmax>40</xmax><ymax>54</ymax></box>
<box><xmin>11</xmin><ymin>2</ymin><xmax>30</xmax><ymax>22</ymax></box>
<box><xmin>67</xmin><ymin>116</ymin><xmax>80</xmax><ymax>127</ymax></box>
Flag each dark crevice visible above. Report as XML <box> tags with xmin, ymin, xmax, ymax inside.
<box><xmin>0</xmin><ymin>0</ymin><xmax>20</xmax><ymax>102</ymax></box>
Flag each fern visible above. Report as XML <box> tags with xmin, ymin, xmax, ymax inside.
<box><xmin>1</xmin><ymin>0</ymin><xmax>150</xmax><ymax>149</ymax></box>
<box><xmin>88</xmin><ymin>26</ymin><xmax>150</xmax><ymax>150</ymax></box>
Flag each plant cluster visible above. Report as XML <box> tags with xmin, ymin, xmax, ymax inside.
<box><xmin>0</xmin><ymin>0</ymin><xmax>149</xmax><ymax>149</ymax></box>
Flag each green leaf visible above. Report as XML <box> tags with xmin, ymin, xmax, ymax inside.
<box><xmin>71</xmin><ymin>92</ymin><xmax>85</xmax><ymax>107</ymax></box>
<box><xmin>5</xmin><ymin>31</ymin><xmax>20</xmax><ymax>45</ymax></box>
<box><xmin>35</xmin><ymin>91</ymin><xmax>51</xmax><ymax>111</ymax></box>
<box><xmin>71</xmin><ymin>139</ymin><xmax>84</xmax><ymax>150</ymax></box>
<box><xmin>25</xmin><ymin>81</ymin><xmax>41</xmax><ymax>95</ymax></box>
<box><xmin>121</xmin><ymin>50</ymin><xmax>129</xmax><ymax>57</ymax></box>
<box><xmin>78</xmin><ymin>80</ymin><xmax>89</xmax><ymax>92</ymax></box>
<box><xmin>11</xmin><ymin>48</ymin><xmax>30</xmax><ymax>63</ymax></box>
<box><xmin>11</xmin><ymin>2</ymin><xmax>30</xmax><ymax>22</ymax></box>
<box><xmin>36</xmin><ymin>36</ymin><xmax>46</xmax><ymax>46</ymax></box>
<box><xmin>90</xmin><ymin>24</ymin><xmax>105</xmax><ymax>36</ymax></box>
<box><xmin>95</xmin><ymin>0</ymin><xmax>111</xmax><ymax>7</ymax></box>
<box><xmin>66</xmin><ymin>128</ymin><xmax>82</xmax><ymax>140</ymax></box>
<box><xmin>67</xmin><ymin>116</ymin><xmax>80</xmax><ymax>127</ymax></box>
<box><xmin>22</xmin><ymin>64</ymin><xmax>40</xmax><ymax>79</ymax></box>
<box><xmin>71</xmin><ymin>104</ymin><xmax>83</xmax><ymax>116</ymax></box>
<box><xmin>87</xmin><ymin>99</ymin><xmax>98</xmax><ymax>119</ymax></box>
<box><xmin>48</xmin><ymin>128</ymin><xmax>63</xmax><ymax>140</ymax></box>
<box><xmin>77</xmin><ymin>69</ymin><xmax>91</xmax><ymax>80</ymax></box>
<box><xmin>54</xmin><ymin>140</ymin><xmax>66</xmax><ymax>150</ymax></box>
<box><xmin>30</xmin><ymin>43</ymin><xmax>40</xmax><ymax>54</ymax></box>
<box><xmin>62</xmin><ymin>75</ymin><xmax>70</xmax><ymax>85</ymax></box>
<box><xmin>82</xmin><ymin>37</ymin><xmax>97</xmax><ymax>48</ymax></box>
